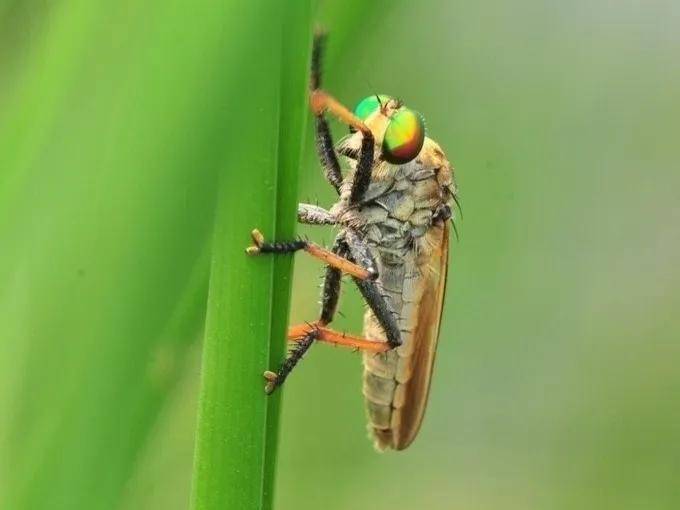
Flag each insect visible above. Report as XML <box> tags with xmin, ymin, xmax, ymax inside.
<box><xmin>246</xmin><ymin>33</ymin><xmax>458</xmax><ymax>450</ymax></box>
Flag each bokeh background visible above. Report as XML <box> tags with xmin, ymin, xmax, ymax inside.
<box><xmin>2</xmin><ymin>1</ymin><xmax>679</xmax><ymax>509</ymax></box>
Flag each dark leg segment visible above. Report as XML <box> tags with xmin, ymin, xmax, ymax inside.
<box><xmin>319</xmin><ymin>235</ymin><xmax>346</xmax><ymax>324</ymax></box>
<box><xmin>255</xmin><ymin>239</ymin><xmax>307</xmax><ymax>254</ymax></box>
<box><xmin>309</xmin><ymin>32</ymin><xmax>375</xmax><ymax>204</ymax></box>
<box><xmin>348</xmin><ymin>134</ymin><xmax>375</xmax><ymax>204</ymax></box>
<box><xmin>311</xmin><ymin>32</ymin><xmax>343</xmax><ymax>193</ymax></box>
<box><xmin>353</xmin><ymin>277</ymin><xmax>402</xmax><ymax>348</ymax></box>
<box><xmin>310</xmin><ymin>31</ymin><xmax>325</xmax><ymax>90</ymax></box>
<box><xmin>320</xmin><ymin>262</ymin><xmax>342</xmax><ymax>325</ymax></box>
<box><xmin>264</xmin><ymin>328</ymin><xmax>319</xmax><ymax>394</ymax></box>
<box><xmin>315</xmin><ymin>117</ymin><xmax>343</xmax><ymax>193</ymax></box>
<box><xmin>341</xmin><ymin>230</ymin><xmax>400</xmax><ymax>347</ymax></box>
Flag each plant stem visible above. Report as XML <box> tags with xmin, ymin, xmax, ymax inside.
<box><xmin>262</xmin><ymin>2</ymin><xmax>314</xmax><ymax>509</ymax></box>
<box><xmin>191</xmin><ymin>3</ymin><xmax>312</xmax><ymax>510</ymax></box>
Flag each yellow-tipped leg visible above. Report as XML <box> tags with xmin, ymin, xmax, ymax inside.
<box><xmin>244</xmin><ymin>228</ymin><xmax>374</xmax><ymax>280</ymax></box>
<box><xmin>263</xmin><ymin>370</ymin><xmax>278</xmax><ymax>394</ymax></box>
<box><xmin>246</xmin><ymin>229</ymin><xmax>265</xmax><ymax>255</ymax></box>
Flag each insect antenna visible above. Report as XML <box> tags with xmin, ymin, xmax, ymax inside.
<box><xmin>375</xmin><ymin>94</ymin><xmax>383</xmax><ymax>109</ymax></box>
<box><xmin>363</xmin><ymin>75</ymin><xmax>385</xmax><ymax>111</ymax></box>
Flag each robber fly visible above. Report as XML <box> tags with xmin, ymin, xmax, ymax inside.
<box><xmin>246</xmin><ymin>33</ymin><xmax>458</xmax><ymax>450</ymax></box>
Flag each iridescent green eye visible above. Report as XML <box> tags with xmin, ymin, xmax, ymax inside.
<box><xmin>382</xmin><ymin>109</ymin><xmax>425</xmax><ymax>164</ymax></box>
<box><xmin>353</xmin><ymin>94</ymin><xmax>391</xmax><ymax>121</ymax></box>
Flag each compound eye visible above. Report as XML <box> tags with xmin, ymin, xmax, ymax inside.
<box><xmin>353</xmin><ymin>94</ymin><xmax>391</xmax><ymax>121</ymax></box>
<box><xmin>382</xmin><ymin>109</ymin><xmax>425</xmax><ymax>164</ymax></box>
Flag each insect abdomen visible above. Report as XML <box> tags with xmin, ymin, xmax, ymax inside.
<box><xmin>361</xmin><ymin>219</ymin><xmax>449</xmax><ymax>451</ymax></box>
<box><xmin>356</xmin><ymin>143</ymin><xmax>453</xmax><ymax>450</ymax></box>
<box><xmin>362</xmin><ymin>260</ymin><xmax>423</xmax><ymax>450</ymax></box>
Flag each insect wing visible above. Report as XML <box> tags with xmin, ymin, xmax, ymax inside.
<box><xmin>392</xmin><ymin>221</ymin><xmax>450</xmax><ymax>449</ymax></box>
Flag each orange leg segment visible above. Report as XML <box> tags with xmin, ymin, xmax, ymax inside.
<box><xmin>310</xmin><ymin>90</ymin><xmax>372</xmax><ymax>136</ymax></box>
<box><xmin>287</xmin><ymin>322</ymin><xmax>389</xmax><ymax>353</ymax></box>
<box><xmin>304</xmin><ymin>242</ymin><xmax>373</xmax><ymax>280</ymax></box>
<box><xmin>246</xmin><ymin>229</ymin><xmax>374</xmax><ymax>280</ymax></box>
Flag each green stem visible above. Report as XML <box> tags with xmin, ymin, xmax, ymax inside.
<box><xmin>263</xmin><ymin>3</ymin><xmax>314</xmax><ymax>509</ymax></box>
<box><xmin>191</xmin><ymin>3</ymin><xmax>312</xmax><ymax>510</ymax></box>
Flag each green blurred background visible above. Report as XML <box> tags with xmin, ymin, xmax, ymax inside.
<box><xmin>2</xmin><ymin>1</ymin><xmax>679</xmax><ymax>509</ymax></box>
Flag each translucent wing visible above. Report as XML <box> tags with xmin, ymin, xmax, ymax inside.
<box><xmin>390</xmin><ymin>221</ymin><xmax>450</xmax><ymax>450</ymax></box>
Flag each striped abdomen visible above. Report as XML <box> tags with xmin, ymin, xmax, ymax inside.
<box><xmin>362</xmin><ymin>222</ymin><xmax>449</xmax><ymax>450</ymax></box>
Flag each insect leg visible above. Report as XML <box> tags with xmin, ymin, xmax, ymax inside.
<box><xmin>297</xmin><ymin>203</ymin><xmax>336</xmax><ymax>225</ymax></box>
<box><xmin>309</xmin><ymin>33</ymin><xmax>375</xmax><ymax>205</ymax></box>
<box><xmin>284</xmin><ymin>232</ymin><xmax>397</xmax><ymax>349</ymax></box>
<box><xmin>310</xmin><ymin>31</ymin><xmax>325</xmax><ymax>91</ymax></box>
<box><xmin>315</xmin><ymin>117</ymin><xmax>343</xmax><ymax>194</ymax></box>
<box><xmin>319</xmin><ymin>238</ymin><xmax>344</xmax><ymax>324</ymax></box>
<box><xmin>310</xmin><ymin>32</ymin><xmax>343</xmax><ymax>193</ymax></box>
<box><xmin>268</xmin><ymin>237</ymin><xmax>394</xmax><ymax>393</ymax></box>
<box><xmin>310</xmin><ymin>88</ymin><xmax>375</xmax><ymax>205</ymax></box>
<box><xmin>287</xmin><ymin>323</ymin><xmax>389</xmax><ymax>353</ymax></box>
<box><xmin>263</xmin><ymin>236</ymin><xmax>344</xmax><ymax>394</ymax></box>
<box><xmin>310</xmin><ymin>90</ymin><xmax>372</xmax><ymax>135</ymax></box>
<box><xmin>348</xmin><ymin>131</ymin><xmax>374</xmax><ymax>204</ymax></box>
<box><xmin>353</xmin><ymin>278</ymin><xmax>402</xmax><ymax>348</ymax></box>
<box><xmin>291</xmin><ymin>233</ymin><xmax>401</xmax><ymax>348</ymax></box>
<box><xmin>264</xmin><ymin>327</ymin><xmax>319</xmax><ymax>394</ymax></box>
<box><xmin>246</xmin><ymin>229</ymin><xmax>376</xmax><ymax>280</ymax></box>
<box><xmin>264</xmin><ymin>268</ymin><xmax>350</xmax><ymax>395</ymax></box>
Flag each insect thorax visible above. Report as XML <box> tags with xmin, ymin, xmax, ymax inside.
<box><xmin>332</xmin><ymin>155</ymin><xmax>450</xmax><ymax>266</ymax></box>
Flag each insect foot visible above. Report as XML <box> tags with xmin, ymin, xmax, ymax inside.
<box><xmin>245</xmin><ymin>229</ymin><xmax>307</xmax><ymax>256</ymax></box>
<box><xmin>263</xmin><ymin>370</ymin><xmax>279</xmax><ymax>395</ymax></box>
<box><xmin>245</xmin><ymin>229</ymin><xmax>266</xmax><ymax>255</ymax></box>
